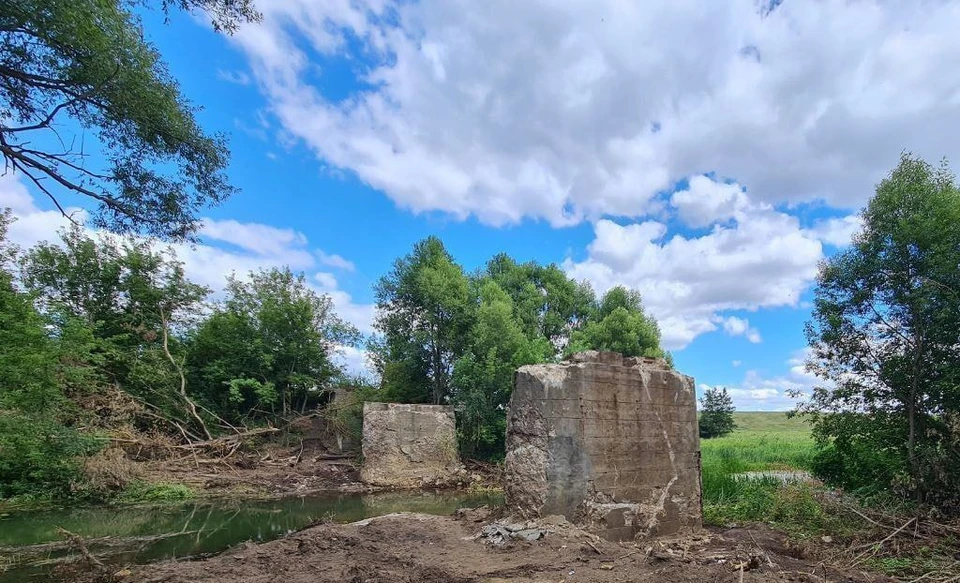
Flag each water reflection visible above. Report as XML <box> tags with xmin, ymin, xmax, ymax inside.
<box><xmin>0</xmin><ymin>490</ymin><xmax>503</xmax><ymax>582</ymax></box>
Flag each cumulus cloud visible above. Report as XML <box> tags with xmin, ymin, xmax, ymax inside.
<box><xmin>720</xmin><ymin>316</ymin><xmax>762</xmax><ymax>344</ymax></box>
<box><xmin>671</xmin><ymin>176</ymin><xmax>751</xmax><ymax>228</ymax></box>
<box><xmin>335</xmin><ymin>345</ymin><xmax>376</xmax><ymax>380</ymax></box>
<box><xmin>564</xmin><ymin>176</ymin><xmax>823</xmax><ymax>348</ymax></box>
<box><xmin>0</xmin><ymin>173</ymin><xmax>88</xmax><ymax>248</ymax></box>
<box><xmin>701</xmin><ymin>349</ymin><xmax>817</xmax><ymax>411</ymax></box>
<box><xmin>225</xmin><ymin>0</ymin><xmax>960</xmax><ymax>225</ymax></box>
<box><xmin>1</xmin><ymin>174</ymin><xmax>376</xmax><ymax>335</ymax></box>
<box><xmin>316</xmin><ymin>250</ymin><xmax>356</xmax><ymax>271</ymax></box>
<box><xmin>806</xmin><ymin>214</ymin><xmax>864</xmax><ymax>247</ymax></box>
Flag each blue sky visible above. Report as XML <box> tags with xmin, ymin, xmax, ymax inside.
<box><xmin>4</xmin><ymin>1</ymin><xmax>958</xmax><ymax>410</ymax></box>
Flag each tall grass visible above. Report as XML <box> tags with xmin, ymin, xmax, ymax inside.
<box><xmin>699</xmin><ymin>414</ymin><xmax>836</xmax><ymax>534</ymax></box>
<box><xmin>701</xmin><ymin>431</ymin><xmax>815</xmax><ymax>502</ymax></box>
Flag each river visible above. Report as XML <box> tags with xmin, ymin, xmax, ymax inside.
<box><xmin>0</xmin><ymin>490</ymin><xmax>503</xmax><ymax>582</ymax></box>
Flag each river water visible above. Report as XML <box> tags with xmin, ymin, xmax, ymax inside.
<box><xmin>0</xmin><ymin>490</ymin><xmax>503</xmax><ymax>582</ymax></box>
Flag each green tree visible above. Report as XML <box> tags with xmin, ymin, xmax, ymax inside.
<box><xmin>0</xmin><ymin>212</ymin><xmax>98</xmax><ymax>497</ymax></box>
<box><xmin>187</xmin><ymin>267</ymin><xmax>359</xmax><ymax>424</ymax></box>
<box><xmin>803</xmin><ymin>154</ymin><xmax>960</xmax><ymax>507</ymax></box>
<box><xmin>567</xmin><ymin>286</ymin><xmax>667</xmax><ymax>359</ymax></box>
<box><xmin>698</xmin><ymin>387</ymin><xmax>736</xmax><ymax>439</ymax></box>
<box><xmin>452</xmin><ymin>279</ymin><xmax>550</xmax><ymax>458</ymax></box>
<box><xmin>484</xmin><ymin>254</ymin><xmax>595</xmax><ymax>353</ymax></box>
<box><xmin>23</xmin><ymin>227</ymin><xmax>211</xmax><ymax>438</ymax></box>
<box><xmin>0</xmin><ymin>0</ymin><xmax>259</xmax><ymax>239</ymax></box>
<box><xmin>372</xmin><ymin>237</ymin><xmax>472</xmax><ymax>404</ymax></box>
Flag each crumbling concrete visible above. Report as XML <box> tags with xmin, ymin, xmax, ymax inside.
<box><xmin>505</xmin><ymin>351</ymin><xmax>701</xmax><ymax>540</ymax></box>
<box><xmin>360</xmin><ymin>402</ymin><xmax>463</xmax><ymax>487</ymax></box>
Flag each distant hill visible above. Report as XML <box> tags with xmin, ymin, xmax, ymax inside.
<box><xmin>730</xmin><ymin>411</ymin><xmax>811</xmax><ymax>436</ymax></box>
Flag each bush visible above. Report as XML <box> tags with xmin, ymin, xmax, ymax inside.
<box><xmin>120</xmin><ymin>481</ymin><xmax>194</xmax><ymax>503</ymax></box>
<box><xmin>0</xmin><ymin>412</ymin><xmax>102</xmax><ymax>499</ymax></box>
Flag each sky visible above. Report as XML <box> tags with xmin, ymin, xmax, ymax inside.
<box><xmin>4</xmin><ymin>0</ymin><xmax>960</xmax><ymax>411</ymax></box>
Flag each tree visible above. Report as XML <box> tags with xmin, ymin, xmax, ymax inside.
<box><xmin>699</xmin><ymin>387</ymin><xmax>736</xmax><ymax>439</ymax></box>
<box><xmin>0</xmin><ymin>0</ymin><xmax>260</xmax><ymax>239</ymax></box>
<box><xmin>22</xmin><ymin>226</ymin><xmax>211</xmax><ymax>438</ymax></box>
<box><xmin>452</xmin><ymin>279</ymin><xmax>551</xmax><ymax>458</ymax></box>
<box><xmin>803</xmin><ymin>154</ymin><xmax>960</xmax><ymax>506</ymax></box>
<box><xmin>484</xmin><ymin>254</ymin><xmax>595</xmax><ymax>354</ymax></box>
<box><xmin>187</xmin><ymin>267</ymin><xmax>359</xmax><ymax>424</ymax></box>
<box><xmin>567</xmin><ymin>286</ymin><xmax>667</xmax><ymax>360</ymax></box>
<box><xmin>0</xmin><ymin>212</ymin><xmax>98</xmax><ymax>497</ymax></box>
<box><xmin>372</xmin><ymin>237</ymin><xmax>472</xmax><ymax>404</ymax></box>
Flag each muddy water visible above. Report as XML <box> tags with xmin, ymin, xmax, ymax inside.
<box><xmin>0</xmin><ymin>490</ymin><xmax>503</xmax><ymax>582</ymax></box>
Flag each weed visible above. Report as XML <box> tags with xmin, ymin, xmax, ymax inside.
<box><xmin>119</xmin><ymin>481</ymin><xmax>194</xmax><ymax>503</ymax></box>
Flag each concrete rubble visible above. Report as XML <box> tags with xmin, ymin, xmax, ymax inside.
<box><xmin>504</xmin><ymin>351</ymin><xmax>702</xmax><ymax>540</ymax></box>
<box><xmin>360</xmin><ymin>402</ymin><xmax>464</xmax><ymax>487</ymax></box>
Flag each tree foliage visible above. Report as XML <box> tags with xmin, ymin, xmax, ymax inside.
<box><xmin>568</xmin><ymin>286</ymin><xmax>667</xmax><ymax>359</ymax></box>
<box><xmin>0</xmin><ymin>213</ymin><xmax>100</xmax><ymax>497</ymax></box>
<box><xmin>187</xmin><ymin>267</ymin><xmax>359</xmax><ymax>424</ymax></box>
<box><xmin>372</xmin><ymin>237</ymin><xmax>473</xmax><ymax>405</ymax></box>
<box><xmin>0</xmin><ymin>219</ymin><xmax>357</xmax><ymax>498</ymax></box>
<box><xmin>0</xmin><ymin>0</ymin><xmax>259</xmax><ymax>239</ymax></box>
<box><xmin>699</xmin><ymin>387</ymin><xmax>736</xmax><ymax>439</ymax></box>
<box><xmin>803</xmin><ymin>153</ymin><xmax>960</xmax><ymax>508</ymax></box>
<box><xmin>23</xmin><ymin>227</ymin><xmax>210</xmax><ymax>436</ymax></box>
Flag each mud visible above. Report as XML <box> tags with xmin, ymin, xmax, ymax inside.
<box><xmin>131</xmin><ymin>509</ymin><xmax>894</xmax><ymax>583</ymax></box>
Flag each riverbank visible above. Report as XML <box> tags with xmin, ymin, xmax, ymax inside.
<box><xmin>125</xmin><ymin>510</ymin><xmax>893</xmax><ymax>583</ymax></box>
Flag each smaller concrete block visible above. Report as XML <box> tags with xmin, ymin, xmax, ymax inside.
<box><xmin>360</xmin><ymin>402</ymin><xmax>462</xmax><ymax>488</ymax></box>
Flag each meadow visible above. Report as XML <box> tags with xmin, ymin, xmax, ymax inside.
<box><xmin>699</xmin><ymin>412</ymin><xmax>835</xmax><ymax>535</ymax></box>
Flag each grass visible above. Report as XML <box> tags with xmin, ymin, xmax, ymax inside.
<box><xmin>699</xmin><ymin>412</ymin><xmax>854</xmax><ymax>537</ymax></box>
<box><xmin>118</xmin><ymin>481</ymin><xmax>195</xmax><ymax>503</ymax></box>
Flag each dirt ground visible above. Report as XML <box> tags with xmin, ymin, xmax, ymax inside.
<box><xmin>130</xmin><ymin>508</ymin><xmax>894</xmax><ymax>583</ymax></box>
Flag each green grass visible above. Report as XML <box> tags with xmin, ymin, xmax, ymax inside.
<box><xmin>118</xmin><ymin>481</ymin><xmax>195</xmax><ymax>503</ymax></box>
<box><xmin>699</xmin><ymin>412</ymin><xmax>841</xmax><ymax>536</ymax></box>
<box><xmin>727</xmin><ymin>411</ymin><xmax>812</xmax><ymax>435</ymax></box>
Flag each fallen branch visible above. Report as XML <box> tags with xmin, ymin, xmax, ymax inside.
<box><xmin>848</xmin><ymin>517</ymin><xmax>917</xmax><ymax>567</ymax></box>
<box><xmin>56</xmin><ymin>527</ymin><xmax>112</xmax><ymax>581</ymax></box>
<box><xmin>173</xmin><ymin>427</ymin><xmax>280</xmax><ymax>450</ymax></box>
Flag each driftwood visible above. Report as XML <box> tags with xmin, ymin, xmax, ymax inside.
<box><xmin>56</xmin><ymin>527</ymin><xmax>114</xmax><ymax>581</ymax></box>
<box><xmin>173</xmin><ymin>427</ymin><xmax>280</xmax><ymax>450</ymax></box>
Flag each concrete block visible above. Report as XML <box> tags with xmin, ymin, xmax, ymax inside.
<box><xmin>504</xmin><ymin>352</ymin><xmax>701</xmax><ymax>540</ymax></box>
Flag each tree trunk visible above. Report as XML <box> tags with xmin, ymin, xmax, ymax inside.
<box><xmin>909</xmin><ymin>335</ymin><xmax>922</xmax><ymax>503</ymax></box>
<box><xmin>159</xmin><ymin>308</ymin><xmax>212</xmax><ymax>441</ymax></box>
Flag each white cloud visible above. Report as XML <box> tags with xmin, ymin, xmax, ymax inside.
<box><xmin>720</xmin><ymin>316</ymin><xmax>762</xmax><ymax>344</ymax></box>
<box><xmin>316</xmin><ymin>250</ymin><xmax>355</xmax><ymax>271</ymax></box>
<box><xmin>201</xmin><ymin>218</ymin><xmax>312</xmax><ymax>259</ymax></box>
<box><xmin>226</xmin><ymin>1</ymin><xmax>960</xmax><ymax>225</ymax></box>
<box><xmin>564</xmin><ymin>177</ymin><xmax>822</xmax><ymax>348</ymax></box>
<box><xmin>0</xmin><ymin>173</ymin><xmax>88</xmax><ymax>248</ymax></box>
<box><xmin>806</xmin><ymin>214</ymin><xmax>864</xmax><ymax>247</ymax></box>
<box><xmin>672</xmin><ymin>176</ymin><xmax>751</xmax><ymax>228</ymax></box>
<box><xmin>1</xmin><ymin>174</ymin><xmax>376</xmax><ymax>335</ymax></box>
<box><xmin>217</xmin><ymin>69</ymin><xmax>252</xmax><ymax>85</ymax></box>
<box><xmin>335</xmin><ymin>345</ymin><xmax>376</xmax><ymax>380</ymax></box>
<box><xmin>700</xmin><ymin>349</ymin><xmax>816</xmax><ymax>411</ymax></box>
<box><xmin>732</xmin><ymin>360</ymin><xmax>742</xmax><ymax>367</ymax></box>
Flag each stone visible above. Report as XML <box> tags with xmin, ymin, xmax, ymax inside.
<box><xmin>360</xmin><ymin>402</ymin><xmax>462</xmax><ymax>487</ymax></box>
<box><xmin>513</xmin><ymin>529</ymin><xmax>546</xmax><ymax>542</ymax></box>
<box><xmin>504</xmin><ymin>351</ymin><xmax>701</xmax><ymax>540</ymax></box>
